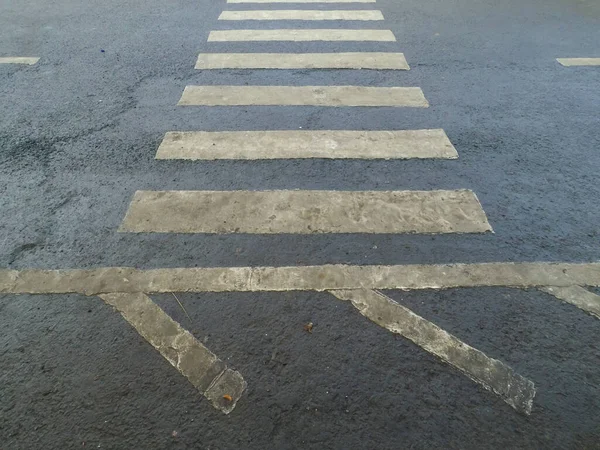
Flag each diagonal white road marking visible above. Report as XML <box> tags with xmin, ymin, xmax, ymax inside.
<box><xmin>329</xmin><ymin>289</ymin><xmax>536</xmax><ymax>414</ymax></box>
<box><xmin>100</xmin><ymin>292</ymin><xmax>246</xmax><ymax>414</ymax></box>
<box><xmin>539</xmin><ymin>286</ymin><xmax>600</xmax><ymax>319</ymax></box>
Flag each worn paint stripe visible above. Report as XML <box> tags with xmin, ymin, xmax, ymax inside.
<box><xmin>178</xmin><ymin>86</ymin><xmax>428</xmax><ymax>107</ymax></box>
<box><xmin>539</xmin><ymin>286</ymin><xmax>600</xmax><ymax>319</ymax></box>
<box><xmin>228</xmin><ymin>0</ymin><xmax>376</xmax><ymax>3</ymax></box>
<box><xmin>329</xmin><ymin>289</ymin><xmax>536</xmax><ymax>414</ymax></box>
<box><xmin>207</xmin><ymin>29</ymin><xmax>396</xmax><ymax>42</ymax></box>
<box><xmin>118</xmin><ymin>190</ymin><xmax>490</xmax><ymax>234</ymax></box>
<box><xmin>2</xmin><ymin>263</ymin><xmax>600</xmax><ymax>295</ymax></box>
<box><xmin>195</xmin><ymin>52</ymin><xmax>409</xmax><ymax>70</ymax></box>
<box><xmin>0</xmin><ymin>57</ymin><xmax>40</xmax><ymax>65</ymax></box>
<box><xmin>557</xmin><ymin>58</ymin><xmax>600</xmax><ymax>67</ymax></box>
<box><xmin>100</xmin><ymin>292</ymin><xmax>246</xmax><ymax>413</ymax></box>
<box><xmin>156</xmin><ymin>129</ymin><xmax>456</xmax><ymax>160</ymax></box>
<box><xmin>218</xmin><ymin>10</ymin><xmax>384</xmax><ymax>20</ymax></box>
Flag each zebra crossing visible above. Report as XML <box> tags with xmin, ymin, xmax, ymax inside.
<box><xmin>121</xmin><ymin>0</ymin><xmax>491</xmax><ymax>237</ymax></box>
<box><xmin>112</xmin><ymin>0</ymin><xmax>508</xmax><ymax>413</ymax></box>
<box><xmin>1</xmin><ymin>0</ymin><xmax>598</xmax><ymax>429</ymax></box>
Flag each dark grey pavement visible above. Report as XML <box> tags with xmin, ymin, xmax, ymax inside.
<box><xmin>1</xmin><ymin>0</ymin><xmax>599</xmax><ymax>448</ymax></box>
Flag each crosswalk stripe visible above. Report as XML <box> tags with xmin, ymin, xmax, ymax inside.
<box><xmin>218</xmin><ymin>10</ymin><xmax>384</xmax><ymax>21</ymax></box>
<box><xmin>100</xmin><ymin>292</ymin><xmax>246</xmax><ymax>414</ymax></box>
<box><xmin>119</xmin><ymin>190</ymin><xmax>492</xmax><ymax>234</ymax></box>
<box><xmin>540</xmin><ymin>286</ymin><xmax>600</xmax><ymax>319</ymax></box>
<box><xmin>178</xmin><ymin>86</ymin><xmax>428</xmax><ymax>107</ymax></box>
<box><xmin>557</xmin><ymin>58</ymin><xmax>600</xmax><ymax>67</ymax></box>
<box><xmin>228</xmin><ymin>0</ymin><xmax>376</xmax><ymax>2</ymax></box>
<box><xmin>195</xmin><ymin>52</ymin><xmax>409</xmax><ymax>69</ymax></box>
<box><xmin>155</xmin><ymin>129</ymin><xmax>457</xmax><ymax>160</ymax></box>
<box><xmin>227</xmin><ymin>0</ymin><xmax>377</xmax><ymax>3</ymax></box>
<box><xmin>329</xmin><ymin>289</ymin><xmax>536</xmax><ymax>414</ymax></box>
<box><xmin>207</xmin><ymin>29</ymin><xmax>396</xmax><ymax>42</ymax></box>
<box><xmin>0</xmin><ymin>57</ymin><xmax>40</xmax><ymax>65</ymax></box>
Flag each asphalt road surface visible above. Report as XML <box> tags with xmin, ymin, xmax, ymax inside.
<box><xmin>1</xmin><ymin>0</ymin><xmax>599</xmax><ymax>448</ymax></box>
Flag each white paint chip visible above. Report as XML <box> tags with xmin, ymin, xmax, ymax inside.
<box><xmin>207</xmin><ymin>29</ymin><xmax>396</xmax><ymax>42</ymax></box>
<box><xmin>178</xmin><ymin>86</ymin><xmax>428</xmax><ymax>107</ymax></box>
<box><xmin>557</xmin><ymin>58</ymin><xmax>600</xmax><ymax>67</ymax></box>
<box><xmin>218</xmin><ymin>10</ymin><xmax>384</xmax><ymax>20</ymax></box>
<box><xmin>118</xmin><ymin>189</ymin><xmax>491</xmax><ymax>234</ymax></box>
<box><xmin>100</xmin><ymin>292</ymin><xmax>246</xmax><ymax>414</ymax></box>
<box><xmin>155</xmin><ymin>130</ymin><xmax>457</xmax><ymax>160</ymax></box>
<box><xmin>0</xmin><ymin>57</ymin><xmax>40</xmax><ymax>65</ymax></box>
<box><xmin>329</xmin><ymin>289</ymin><xmax>536</xmax><ymax>414</ymax></box>
<box><xmin>539</xmin><ymin>286</ymin><xmax>600</xmax><ymax>319</ymax></box>
<box><xmin>195</xmin><ymin>52</ymin><xmax>409</xmax><ymax>70</ymax></box>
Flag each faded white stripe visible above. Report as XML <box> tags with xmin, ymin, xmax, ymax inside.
<box><xmin>100</xmin><ymin>292</ymin><xmax>246</xmax><ymax>414</ymax></box>
<box><xmin>118</xmin><ymin>190</ymin><xmax>491</xmax><ymax>234</ymax></box>
<box><xmin>207</xmin><ymin>29</ymin><xmax>396</xmax><ymax>42</ymax></box>
<box><xmin>229</xmin><ymin>0</ymin><xmax>376</xmax><ymax>2</ymax></box>
<box><xmin>539</xmin><ymin>286</ymin><xmax>600</xmax><ymax>319</ymax></box>
<box><xmin>0</xmin><ymin>57</ymin><xmax>39</xmax><ymax>65</ymax></box>
<box><xmin>2</xmin><ymin>263</ymin><xmax>600</xmax><ymax>294</ymax></box>
<box><xmin>178</xmin><ymin>86</ymin><xmax>428</xmax><ymax>107</ymax></box>
<box><xmin>218</xmin><ymin>10</ymin><xmax>384</xmax><ymax>20</ymax></box>
<box><xmin>155</xmin><ymin>130</ymin><xmax>457</xmax><ymax>160</ymax></box>
<box><xmin>195</xmin><ymin>52</ymin><xmax>409</xmax><ymax>70</ymax></box>
<box><xmin>557</xmin><ymin>58</ymin><xmax>600</xmax><ymax>67</ymax></box>
<box><xmin>329</xmin><ymin>289</ymin><xmax>536</xmax><ymax>414</ymax></box>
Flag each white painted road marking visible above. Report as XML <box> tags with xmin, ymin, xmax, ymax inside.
<box><xmin>329</xmin><ymin>289</ymin><xmax>536</xmax><ymax>414</ymax></box>
<box><xmin>100</xmin><ymin>292</ymin><xmax>246</xmax><ymax>414</ymax></box>
<box><xmin>539</xmin><ymin>286</ymin><xmax>600</xmax><ymax>319</ymax></box>
<box><xmin>155</xmin><ymin>129</ymin><xmax>457</xmax><ymax>160</ymax></box>
<box><xmin>228</xmin><ymin>0</ymin><xmax>376</xmax><ymax>2</ymax></box>
<box><xmin>557</xmin><ymin>58</ymin><xmax>600</xmax><ymax>67</ymax></box>
<box><xmin>2</xmin><ymin>262</ymin><xmax>600</xmax><ymax>294</ymax></box>
<box><xmin>0</xmin><ymin>57</ymin><xmax>40</xmax><ymax>65</ymax></box>
<box><xmin>178</xmin><ymin>86</ymin><xmax>428</xmax><ymax>107</ymax></box>
<box><xmin>118</xmin><ymin>190</ymin><xmax>491</xmax><ymax>234</ymax></box>
<box><xmin>207</xmin><ymin>29</ymin><xmax>396</xmax><ymax>42</ymax></box>
<box><xmin>218</xmin><ymin>10</ymin><xmax>384</xmax><ymax>21</ymax></box>
<box><xmin>195</xmin><ymin>52</ymin><xmax>409</xmax><ymax>70</ymax></box>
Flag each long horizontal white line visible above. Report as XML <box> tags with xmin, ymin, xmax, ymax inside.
<box><xmin>228</xmin><ymin>0</ymin><xmax>376</xmax><ymax>2</ymax></box>
<box><xmin>207</xmin><ymin>29</ymin><xmax>396</xmax><ymax>42</ymax></box>
<box><xmin>2</xmin><ymin>262</ymin><xmax>600</xmax><ymax>294</ymax></box>
<box><xmin>195</xmin><ymin>52</ymin><xmax>409</xmax><ymax>69</ymax></box>
<box><xmin>218</xmin><ymin>10</ymin><xmax>384</xmax><ymax>21</ymax></box>
<box><xmin>330</xmin><ymin>289</ymin><xmax>536</xmax><ymax>414</ymax></box>
<box><xmin>155</xmin><ymin>130</ymin><xmax>457</xmax><ymax>160</ymax></box>
<box><xmin>100</xmin><ymin>292</ymin><xmax>246</xmax><ymax>413</ymax></box>
<box><xmin>539</xmin><ymin>286</ymin><xmax>600</xmax><ymax>319</ymax></box>
<box><xmin>0</xmin><ymin>57</ymin><xmax>40</xmax><ymax>65</ymax></box>
<box><xmin>557</xmin><ymin>58</ymin><xmax>600</xmax><ymax>67</ymax></box>
<box><xmin>178</xmin><ymin>86</ymin><xmax>428</xmax><ymax>107</ymax></box>
<box><xmin>118</xmin><ymin>190</ymin><xmax>491</xmax><ymax>234</ymax></box>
